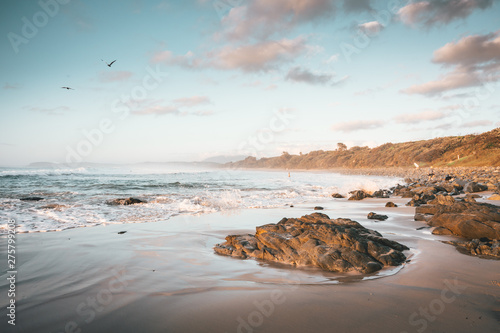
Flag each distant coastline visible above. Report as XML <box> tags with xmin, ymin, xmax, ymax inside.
<box><xmin>227</xmin><ymin>128</ymin><xmax>500</xmax><ymax>169</ymax></box>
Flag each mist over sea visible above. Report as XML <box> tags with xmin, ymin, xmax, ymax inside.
<box><xmin>0</xmin><ymin>164</ymin><xmax>401</xmax><ymax>233</ymax></box>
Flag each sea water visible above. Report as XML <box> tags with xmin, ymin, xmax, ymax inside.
<box><xmin>0</xmin><ymin>165</ymin><xmax>401</xmax><ymax>233</ymax></box>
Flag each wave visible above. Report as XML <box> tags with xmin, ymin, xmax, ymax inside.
<box><xmin>0</xmin><ymin>167</ymin><xmax>88</xmax><ymax>177</ymax></box>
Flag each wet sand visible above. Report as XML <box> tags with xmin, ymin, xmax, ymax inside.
<box><xmin>1</xmin><ymin>196</ymin><xmax>499</xmax><ymax>332</ymax></box>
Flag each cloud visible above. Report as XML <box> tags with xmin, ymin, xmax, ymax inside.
<box><xmin>432</xmin><ymin>31</ymin><xmax>500</xmax><ymax>66</ymax></box>
<box><xmin>191</xmin><ymin>110</ymin><xmax>215</xmax><ymax>116</ymax></box>
<box><xmin>131</xmin><ymin>97</ymin><xmax>215</xmax><ymax>117</ymax></box>
<box><xmin>3</xmin><ymin>83</ymin><xmax>20</xmax><ymax>90</ymax></box>
<box><xmin>210</xmin><ymin>37</ymin><xmax>308</xmax><ymax>72</ymax></box>
<box><xmin>394</xmin><ymin>109</ymin><xmax>448</xmax><ymax>124</ymax></box>
<box><xmin>173</xmin><ymin>96</ymin><xmax>211</xmax><ymax>107</ymax></box>
<box><xmin>331</xmin><ymin>119</ymin><xmax>384</xmax><ymax>132</ymax></box>
<box><xmin>460</xmin><ymin>120</ymin><xmax>493</xmax><ymax>128</ymax></box>
<box><xmin>403</xmin><ymin>31</ymin><xmax>500</xmax><ymax>96</ymax></box>
<box><xmin>285</xmin><ymin>67</ymin><xmax>335</xmax><ymax>85</ymax></box>
<box><xmin>26</xmin><ymin>106</ymin><xmax>71</xmax><ymax>115</ymax></box>
<box><xmin>398</xmin><ymin>0</ymin><xmax>493</xmax><ymax>27</ymax></box>
<box><xmin>220</xmin><ymin>0</ymin><xmax>337</xmax><ymax>41</ymax></box>
<box><xmin>98</xmin><ymin>71</ymin><xmax>133</xmax><ymax>83</ymax></box>
<box><xmin>326</xmin><ymin>54</ymin><xmax>339</xmax><ymax>63</ymax></box>
<box><xmin>131</xmin><ymin>105</ymin><xmax>179</xmax><ymax>116</ymax></box>
<box><xmin>358</xmin><ymin>21</ymin><xmax>384</xmax><ymax>35</ymax></box>
<box><xmin>343</xmin><ymin>0</ymin><xmax>373</xmax><ymax>12</ymax></box>
<box><xmin>403</xmin><ymin>66</ymin><xmax>481</xmax><ymax>95</ymax></box>
<box><xmin>152</xmin><ymin>36</ymin><xmax>309</xmax><ymax>72</ymax></box>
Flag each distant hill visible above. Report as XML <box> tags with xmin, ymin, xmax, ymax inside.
<box><xmin>228</xmin><ymin>128</ymin><xmax>500</xmax><ymax>169</ymax></box>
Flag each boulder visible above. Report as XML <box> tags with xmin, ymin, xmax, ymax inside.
<box><xmin>107</xmin><ymin>197</ymin><xmax>145</xmax><ymax>205</ymax></box>
<box><xmin>20</xmin><ymin>197</ymin><xmax>44</xmax><ymax>201</ymax></box>
<box><xmin>314</xmin><ymin>206</ymin><xmax>324</xmax><ymax>210</ymax></box>
<box><xmin>414</xmin><ymin>202</ymin><xmax>500</xmax><ymax>239</ymax></box>
<box><xmin>348</xmin><ymin>190</ymin><xmax>372</xmax><ymax>201</ymax></box>
<box><xmin>331</xmin><ymin>193</ymin><xmax>345</xmax><ymax>199</ymax></box>
<box><xmin>214</xmin><ymin>213</ymin><xmax>408</xmax><ymax>274</ymax></box>
<box><xmin>372</xmin><ymin>190</ymin><xmax>390</xmax><ymax>198</ymax></box>
<box><xmin>488</xmin><ymin>194</ymin><xmax>500</xmax><ymax>201</ymax></box>
<box><xmin>464</xmin><ymin>182</ymin><xmax>488</xmax><ymax>193</ymax></box>
<box><xmin>39</xmin><ymin>204</ymin><xmax>66</xmax><ymax>211</ymax></box>
<box><xmin>367</xmin><ymin>212</ymin><xmax>389</xmax><ymax>221</ymax></box>
<box><xmin>406</xmin><ymin>193</ymin><xmax>436</xmax><ymax>207</ymax></box>
<box><xmin>385</xmin><ymin>202</ymin><xmax>398</xmax><ymax>208</ymax></box>
<box><xmin>445</xmin><ymin>239</ymin><xmax>500</xmax><ymax>258</ymax></box>
<box><xmin>428</xmin><ymin>195</ymin><xmax>455</xmax><ymax>206</ymax></box>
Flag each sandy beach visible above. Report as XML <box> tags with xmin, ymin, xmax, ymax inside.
<box><xmin>1</xmin><ymin>195</ymin><xmax>499</xmax><ymax>333</ymax></box>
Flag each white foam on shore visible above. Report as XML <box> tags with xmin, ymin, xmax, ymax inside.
<box><xmin>0</xmin><ymin>169</ymin><xmax>402</xmax><ymax>234</ymax></box>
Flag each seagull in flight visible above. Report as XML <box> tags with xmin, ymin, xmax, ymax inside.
<box><xmin>61</xmin><ymin>86</ymin><xmax>74</xmax><ymax>90</ymax></box>
<box><xmin>101</xmin><ymin>59</ymin><xmax>116</xmax><ymax>67</ymax></box>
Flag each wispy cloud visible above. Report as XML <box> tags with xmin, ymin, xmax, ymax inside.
<box><xmin>358</xmin><ymin>21</ymin><xmax>384</xmax><ymax>35</ymax></box>
<box><xmin>131</xmin><ymin>105</ymin><xmax>179</xmax><ymax>116</ymax></box>
<box><xmin>3</xmin><ymin>83</ymin><xmax>20</xmax><ymax>90</ymax></box>
<box><xmin>26</xmin><ymin>106</ymin><xmax>71</xmax><ymax>115</ymax></box>
<box><xmin>173</xmin><ymin>96</ymin><xmax>211</xmax><ymax>107</ymax></box>
<box><xmin>394</xmin><ymin>109</ymin><xmax>449</xmax><ymax>124</ymax></box>
<box><xmin>219</xmin><ymin>0</ymin><xmax>338</xmax><ymax>41</ymax></box>
<box><xmin>403</xmin><ymin>30</ymin><xmax>500</xmax><ymax>96</ymax></box>
<box><xmin>98</xmin><ymin>71</ymin><xmax>133</xmax><ymax>83</ymax></box>
<box><xmin>131</xmin><ymin>97</ymin><xmax>215</xmax><ymax>117</ymax></box>
<box><xmin>459</xmin><ymin>120</ymin><xmax>493</xmax><ymax>128</ymax></box>
<box><xmin>398</xmin><ymin>0</ymin><xmax>493</xmax><ymax>27</ymax></box>
<box><xmin>285</xmin><ymin>66</ymin><xmax>335</xmax><ymax>85</ymax></box>
<box><xmin>331</xmin><ymin>119</ymin><xmax>384</xmax><ymax>132</ymax></box>
<box><xmin>152</xmin><ymin>36</ymin><xmax>309</xmax><ymax>72</ymax></box>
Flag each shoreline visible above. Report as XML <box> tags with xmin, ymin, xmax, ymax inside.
<box><xmin>1</xmin><ymin>193</ymin><xmax>499</xmax><ymax>332</ymax></box>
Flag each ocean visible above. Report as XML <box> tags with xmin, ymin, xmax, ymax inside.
<box><xmin>0</xmin><ymin>164</ymin><xmax>401</xmax><ymax>234</ymax></box>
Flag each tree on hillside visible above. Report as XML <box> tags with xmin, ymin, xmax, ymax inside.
<box><xmin>337</xmin><ymin>143</ymin><xmax>347</xmax><ymax>151</ymax></box>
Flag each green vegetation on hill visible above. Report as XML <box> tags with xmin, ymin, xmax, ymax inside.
<box><xmin>229</xmin><ymin>128</ymin><xmax>500</xmax><ymax>169</ymax></box>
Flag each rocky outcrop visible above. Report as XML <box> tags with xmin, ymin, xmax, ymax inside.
<box><xmin>415</xmin><ymin>201</ymin><xmax>500</xmax><ymax>239</ymax></box>
<box><xmin>214</xmin><ymin>213</ymin><xmax>408</xmax><ymax>274</ymax></box>
<box><xmin>39</xmin><ymin>204</ymin><xmax>66</xmax><ymax>211</ymax></box>
<box><xmin>445</xmin><ymin>239</ymin><xmax>500</xmax><ymax>258</ymax></box>
<box><xmin>107</xmin><ymin>197</ymin><xmax>145</xmax><ymax>205</ymax></box>
<box><xmin>367</xmin><ymin>212</ymin><xmax>388</xmax><ymax>221</ymax></box>
<box><xmin>464</xmin><ymin>182</ymin><xmax>488</xmax><ymax>193</ymax></box>
<box><xmin>20</xmin><ymin>197</ymin><xmax>44</xmax><ymax>201</ymax></box>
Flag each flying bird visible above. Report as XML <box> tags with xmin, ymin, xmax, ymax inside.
<box><xmin>101</xmin><ymin>59</ymin><xmax>116</xmax><ymax>67</ymax></box>
<box><xmin>61</xmin><ymin>87</ymin><xmax>74</xmax><ymax>90</ymax></box>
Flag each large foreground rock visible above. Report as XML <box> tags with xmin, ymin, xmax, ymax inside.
<box><xmin>214</xmin><ymin>213</ymin><xmax>408</xmax><ymax>274</ymax></box>
<box><xmin>415</xmin><ymin>201</ymin><xmax>500</xmax><ymax>239</ymax></box>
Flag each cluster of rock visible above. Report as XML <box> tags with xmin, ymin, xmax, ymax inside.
<box><xmin>106</xmin><ymin>197</ymin><xmax>146</xmax><ymax>205</ymax></box>
<box><xmin>330</xmin><ymin>167</ymin><xmax>500</xmax><ymax>259</ymax></box>
<box><xmin>414</xmin><ymin>198</ymin><xmax>500</xmax><ymax>239</ymax></box>
<box><xmin>444</xmin><ymin>239</ymin><xmax>500</xmax><ymax>258</ymax></box>
<box><xmin>214</xmin><ymin>213</ymin><xmax>409</xmax><ymax>274</ymax></box>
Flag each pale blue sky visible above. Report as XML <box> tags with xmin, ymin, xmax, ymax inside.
<box><xmin>1</xmin><ymin>0</ymin><xmax>499</xmax><ymax>166</ymax></box>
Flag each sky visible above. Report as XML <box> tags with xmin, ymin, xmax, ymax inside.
<box><xmin>1</xmin><ymin>0</ymin><xmax>499</xmax><ymax>166</ymax></box>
